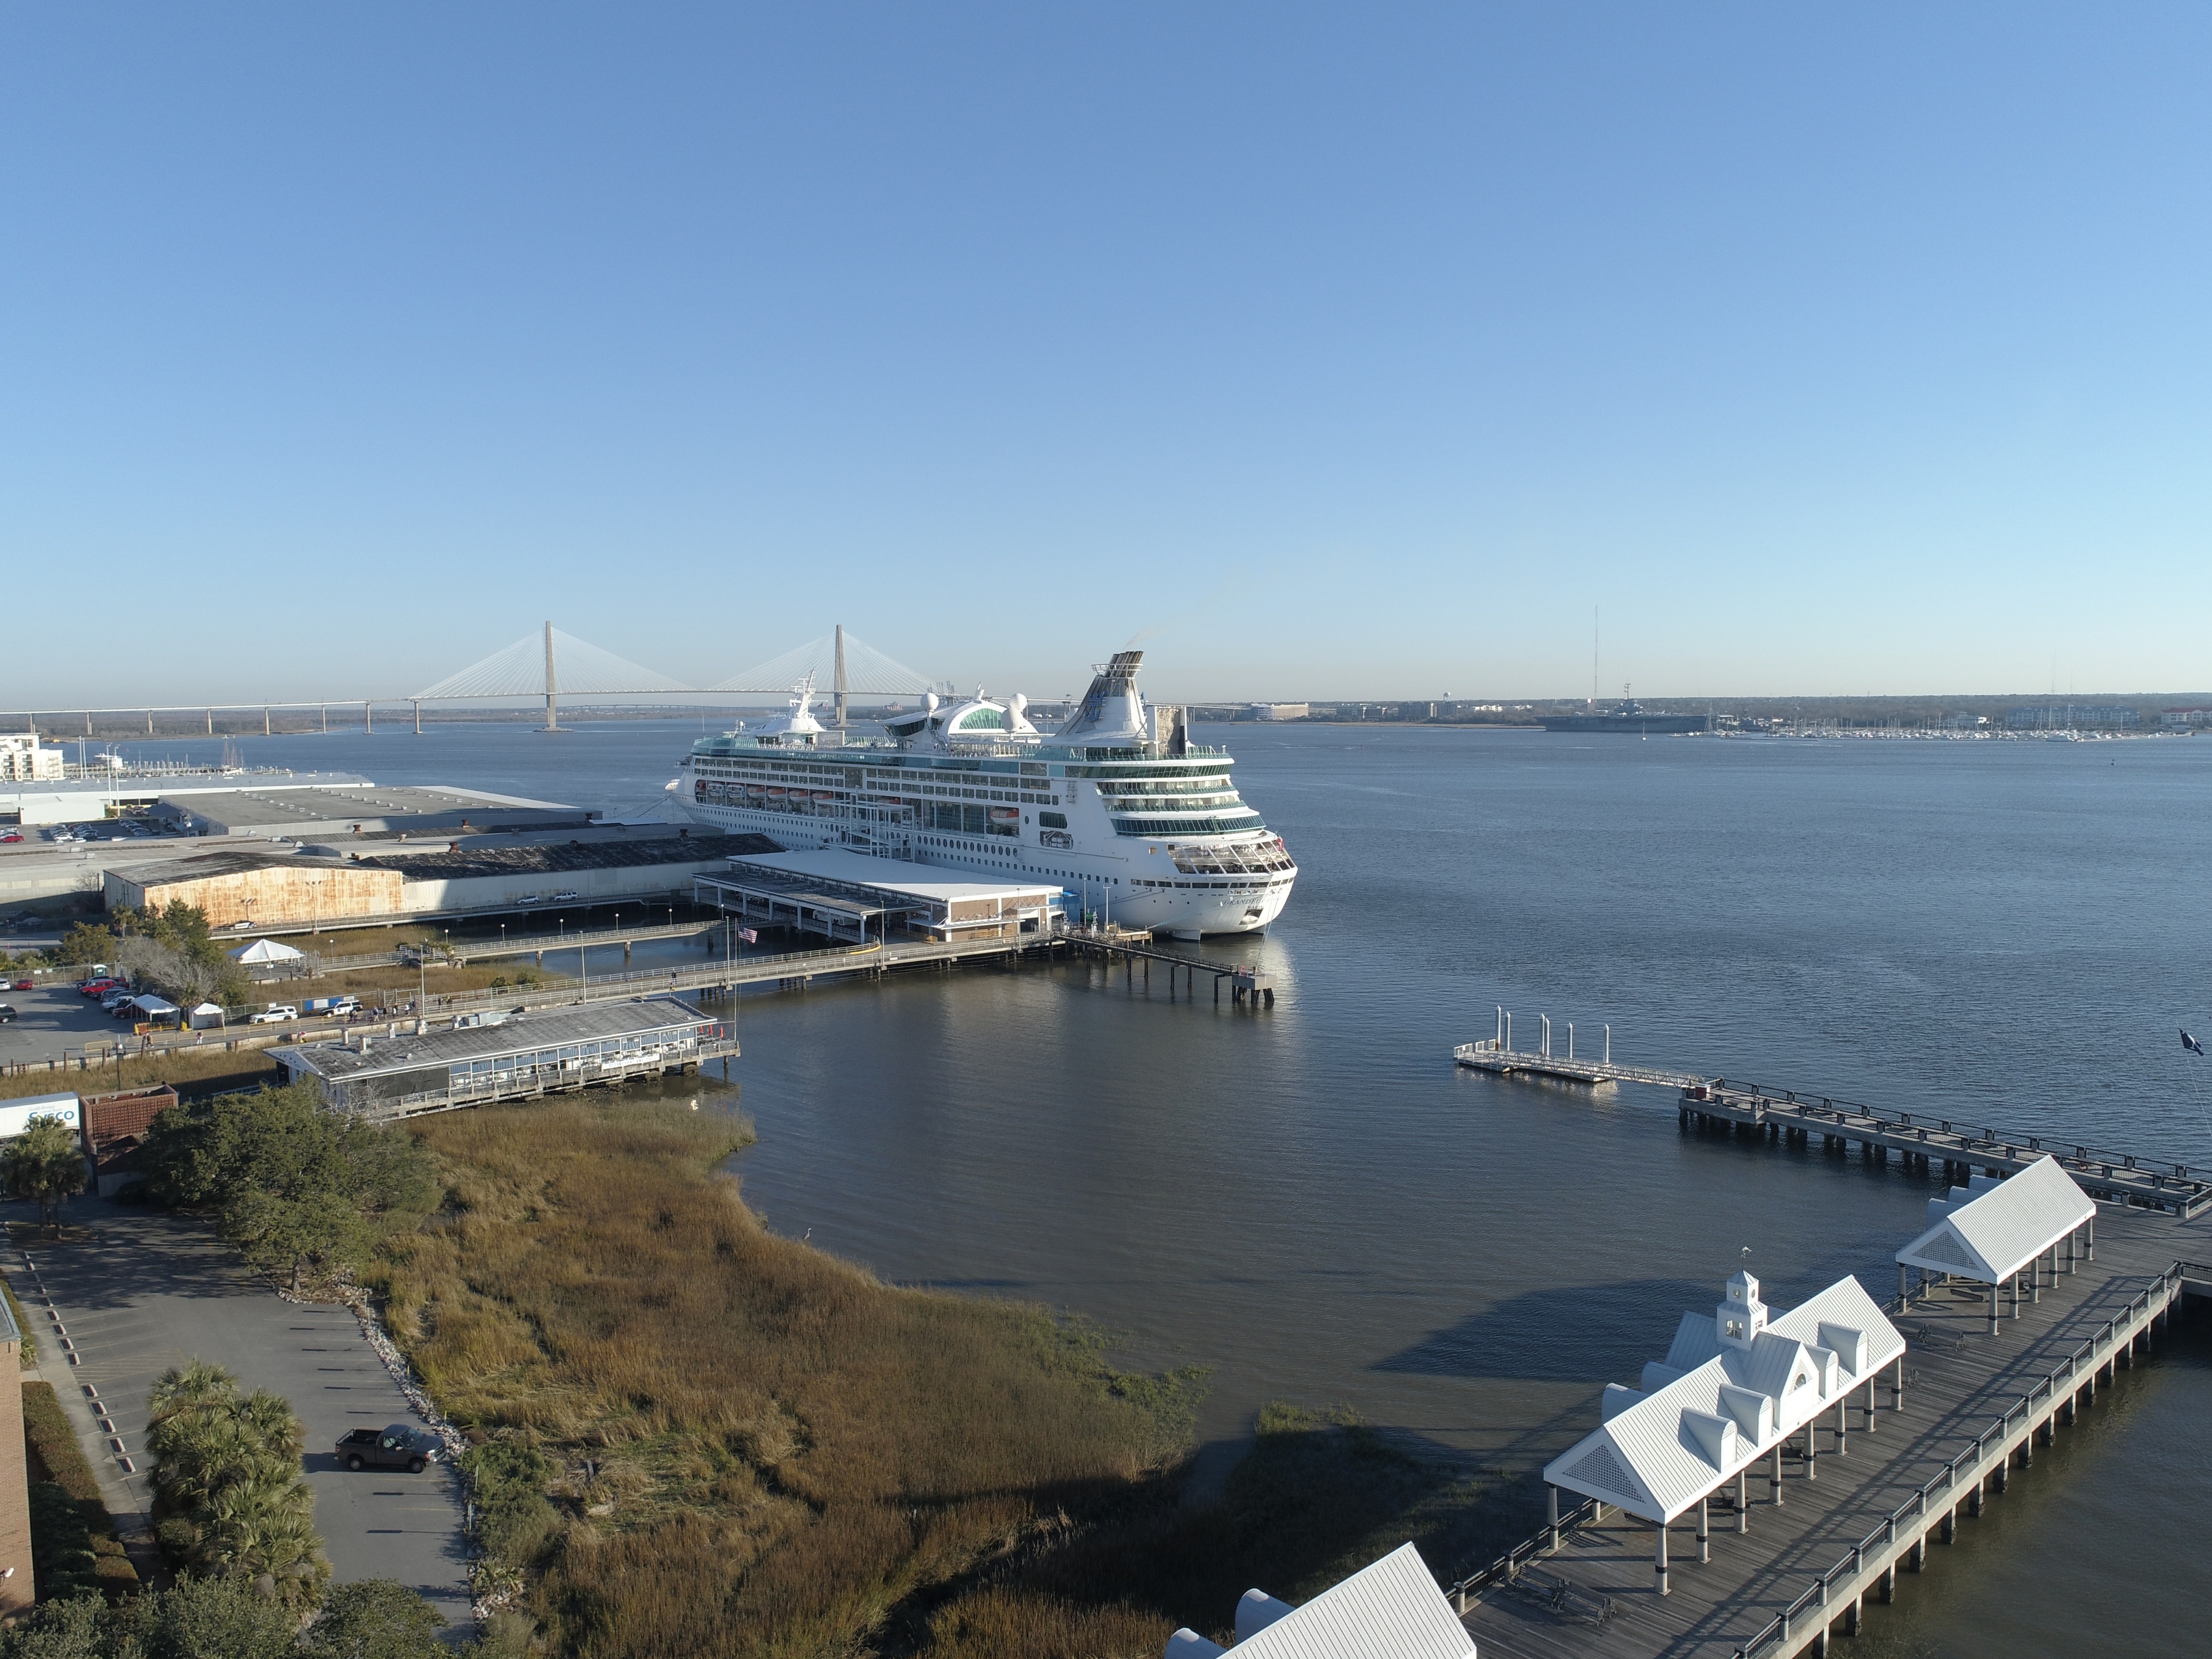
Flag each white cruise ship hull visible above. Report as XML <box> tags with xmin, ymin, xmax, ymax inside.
<box><xmin>676</xmin><ymin>798</ymin><xmax>1291</xmax><ymax>937</ymax></box>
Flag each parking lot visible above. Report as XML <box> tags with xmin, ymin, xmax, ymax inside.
<box><xmin>10</xmin><ymin>1195</ymin><xmax>472</xmax><ymax>1625</ymax></box>
<box><xmin>0</xmin><ymin>972</ymin><xmax>153</xmax><ymax>1070</ymax></box>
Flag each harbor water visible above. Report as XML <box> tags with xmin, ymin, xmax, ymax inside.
<box><xmin>90</xmin><ymin>719</ymin><xmax>2212</xmax><ymax>1656</ymax></box>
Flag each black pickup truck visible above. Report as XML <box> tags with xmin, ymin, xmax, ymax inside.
<box><xmin>336</xmin><ymin>1424</ymin><xmax>437</xmax><ymax>1473</ymax></box>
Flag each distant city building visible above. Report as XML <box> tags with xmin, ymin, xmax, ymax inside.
<box><xmin>2162</xmin><ymin>707</ymin><xmax>2212</xmax><ymax>729</ymax></box>
<box><xmin>0</xmin><ymin>734</ymin><xmax>64</xmax><ymax>782</ymax></box>
<box><xmin>2003</xmin><ymin>704</ymin><xmax>2141</xmax><ymax>730</ymax></box>
<box><xmin>1251</xmin><ymin>703</ymin><xmax>1310</xmax><ymax>721</ymax></box>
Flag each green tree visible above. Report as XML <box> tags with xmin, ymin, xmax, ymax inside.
<box><xmin>301</xmin><ymin>1581</ymin><xmax>449</xmax><ymax>1659</ymax></box>
<box><xmin>141</xmin><ymin>1086</ymin><xmax>435</xmax><ymax>1294</ymax></box>
<box><xmin>144</xmin><ymin>1362</ymin><xmax>328</xmax><ymax>1606</ymax></box>
<box><xmin>0</xmin><ymin>1575</ymin><xmax>459</xmax><ymax>1659</ymax></box>
<box><xmin>49</xmin><ymin>923</ymin><xmax>116</xmax><ymax>968</ymax></box>
<box><xmin>2</xmin><ymin>1116</ymin><xmax>88</xmax><ymax>1235</ymax></box>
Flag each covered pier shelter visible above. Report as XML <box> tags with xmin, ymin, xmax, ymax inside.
<box><xmin>1896</xmin><ymin>1153</ymin><xmax>2098</xmax><ymax>1334</ymax></box>
<box><xmin>1542</xmin><ymin>1271</ymin><xmax>1907</xmax><ymax>1596</ymax></box>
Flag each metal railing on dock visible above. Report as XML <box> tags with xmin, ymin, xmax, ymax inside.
<box><xmin>1731</xmin><ymin>1263</ymin><xmax>2189</xmax><ymax>1658</ymax></box>
<box><xmin>1683</xmin><ymin>1083</ymin><xmax>2211</xmax><ymax>1218</ymax></box>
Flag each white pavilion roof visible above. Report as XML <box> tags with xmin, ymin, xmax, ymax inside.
<box><xmin>1160</xmin><ymin>1543</ymin><xmax>1471</xmax><ymax>1659</ymax></box>
<box><xmin>1895</xmin><ymin>1154</ymin><xmax>2095</xmax><ymax>1286</ymax></box>
<box><xmin>1543</xmin><ymin>1274</ymin><xmax>1906</xmax><ymax>1525</ymax></box>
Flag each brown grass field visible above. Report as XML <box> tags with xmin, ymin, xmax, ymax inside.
<box><xmin>376</xmin><ymin>1099</ymin><xmax>1524</xmax><ymax>1659</ymax></box>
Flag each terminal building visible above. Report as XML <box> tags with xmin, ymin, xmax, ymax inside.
<box><xmin>695</xmin><ymin>849</ymin><xmax>1063</xmax><ymax>945</ymax></box>
<box><xmin>272</xmin><ymin>999</ymin><xmax>734</xmax><ymax>1118</ymax></box>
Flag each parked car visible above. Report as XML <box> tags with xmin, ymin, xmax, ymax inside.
<box><xmin>0</xmin><ymin>1005</ymin><xmax>16</xmax><ymax>1024</ymax></box>
<box><xmin>335</xmin><ymin>1425</ymin><xmax>436</xmax><ymax>1474</ymax></box>
<box><xmin>248</xmin><ymin>1005</ymin><xmax>298</xmax><ymax>1024</ymax></box>
<box><xmin>0</xmin><ymin>832</ymin><xmax>22</xmax><ymax>844</ymax></box>
<box><xmin>11</xmin><ymin>979</ymin><xmax>32</xmax><ymax>992</ymax></box>
<box><xmin>78</xmin><ymin>978</ymin><xmax>121</xmax><ymax>997</ymax></box>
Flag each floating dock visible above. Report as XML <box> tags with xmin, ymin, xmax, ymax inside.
<box><xmin>1450</xmin><ymin>1204</ymin><xmax>2210</xmax><ymax>1658</ymax></box>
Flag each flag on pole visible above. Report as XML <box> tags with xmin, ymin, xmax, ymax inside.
<box><xmin>737</xmin><ymin>927</ymin><xmax>757</xmax><ymax>944</ymax></box>
<box><xmin>2186</xmin><ymin>1029</ymin><xmax>2206</xmax><ymax>1056</ymax></box>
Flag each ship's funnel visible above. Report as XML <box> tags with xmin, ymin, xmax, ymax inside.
<box><xmin>1056</xmin><ymin>650</ymin><xmax>1147</xmax><ymax>743</ymax></box>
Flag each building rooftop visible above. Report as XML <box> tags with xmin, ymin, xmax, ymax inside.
<box><xmin>362</xmin><ymin>833</ymin><xmax>780</xmax><ymax>881</ymax></box>
<box><xmin>164</xmin><ymin>783</ymin><xmax>581</xmax><ymax>837</ymax></box>
<box><xmin>107</xmin><ymin>848</ymin><xmax>352</xmax><ymax>886</ymax></box>
<box><xmin>724</xmin><ymin>848</ymin><xmax>1063</xmax><ymax>902</ymax></box>
<box><xmin>1544</xmin><ymin>1271</ymin><xmax>1906</xmax><ymax>1524</ymax></box>
<box><xmin>1164</xmin><ymin>1543</ymin><xmax>1471</xmax><ymax>1659</ymax></box>
<box><xmin>1897</xmin><ymin>1155</ymin><xmax>2097</xmax><ymax>1286</ymax></box>
<box><xmin>273</xmin><ymin>998</ymin><xmax>711</xmax><ymax>1084</ymax></box>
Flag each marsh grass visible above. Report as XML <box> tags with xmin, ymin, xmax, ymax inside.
<box><xmin>378</xmin><ymin>1103</ymin><xmax>1520</xmax><ymax>1658</ymax></box>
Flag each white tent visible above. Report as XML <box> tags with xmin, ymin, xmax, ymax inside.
<box><xmin>190</xmin><ymin>1002</ymin><xmax>226</xmax><ymax>1030</ymax></box>
<box><xmin>229</xmin><ymin>938</ymin><xmax>305</xmax><ymax>964</ymax></box>
<box><xmin>1896</xmin><ymin>1154</ymin><xmax>2097</xmax><ymax>1332</ymax></box>
<box><xmin>1542</xmin><ymin>1271</ymin><xmax>1906</xmax><ymax>1594</ymax></box>
<box><xmin>1162</xmin><ymin>1543</ymin><xmax>1471</xmax><ymax>1659</ymax></box>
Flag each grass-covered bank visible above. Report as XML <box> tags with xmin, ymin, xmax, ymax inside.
<box><xmin>375</xmin><ymin>1100</ymin><xmax>1532</xmax><ymax>1658</ymax></box>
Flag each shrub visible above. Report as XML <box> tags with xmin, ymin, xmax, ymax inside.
<box><xmin>28</xmin><ymin>1480</ymin><xmax>101</xmax><ymax>1603</ymax></box>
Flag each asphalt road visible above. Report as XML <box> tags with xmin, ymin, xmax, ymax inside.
<box><xmin>9</xmin><ymin>1195</ymin><xmax>471</xmax><ymax>1625</ymax></box>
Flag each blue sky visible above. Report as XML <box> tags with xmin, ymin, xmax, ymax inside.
<box><xmin>5</xmin><ymin>5</ymin><xmax>2208</xmax><ymax>706</ymax></box>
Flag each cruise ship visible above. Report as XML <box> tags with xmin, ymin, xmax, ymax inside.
<box><xmin>674</xmin><ymin>651</ymin><xmax>1296</xmax><ymax>938</ymax></box>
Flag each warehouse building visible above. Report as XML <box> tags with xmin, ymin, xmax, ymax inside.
<box><xmin>272</xmin><ymin>999</ymin><xmax>734</xmax><ymax>1118</ymax></box>
<box><xmin>104</xmin><ymin>832</ymin><xmax>781</xmax><ymax>928</ymax></box>
<box><xmin>157</xmin><ymin>783</ymin><xmax>582</xmax><ymax>839</ymax></box>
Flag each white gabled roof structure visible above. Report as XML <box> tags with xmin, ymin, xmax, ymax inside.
<box><xmin>1160</xmin><ymin>1543</ymin><xmax>1471</xmax><ymax>1659</ymax></box>
<box><xmin>1896</xmin><ymin>1154</ymin><xmax>2096</xmax><ymax>1287</ymax></box>
<box><xmin>1543</xmin><ymin>1271</ymin><xmax>1906</xmax><ymax>1525</ymax></box>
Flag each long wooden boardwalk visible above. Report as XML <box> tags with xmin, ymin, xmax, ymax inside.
<box><xmin>1455</xmin><ymin>1204</ymin><xmax>2203</xmax><ymax>1659</ymax></box>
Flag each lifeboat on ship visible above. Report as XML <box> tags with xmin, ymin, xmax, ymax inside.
<box><xmin>812</xmin><ymin>790</ymin><xmax>837</xmax><ymax>805</ymax></box>
<box><xmin>988</xmin><ymin>806</ymin><xmax>1020</xmax><ymax>825</ymax></box>
<box><xmin>764</xmin><ymin>787</ymin><xmax>787</xmax><ymax>806</ymax></box>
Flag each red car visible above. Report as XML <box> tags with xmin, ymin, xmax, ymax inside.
<box><xmin>0</xmin><ymin>832</ymin><xmax>23</xmax><ymax>844</ymax></box>
<box><xmin>10</xmin><ymin>980</ymin><xmax>31</xmax><ymax>992</ymax></box>
<box><xmin>79</xmin><ymin>978</ymin><xmax>120</xmax><ymax>996</ymax></box>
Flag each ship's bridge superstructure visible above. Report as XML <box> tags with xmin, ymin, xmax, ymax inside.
<box><xmin>676</xmin><ymin>649</ymin><xmax>1296</xmax><ymax>937</ymax></box>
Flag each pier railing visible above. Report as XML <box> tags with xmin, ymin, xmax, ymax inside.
<box><xmin>1445</xmin><ymin>1494</ymin><xmax>1606</xmax><ymax>1611</ymax></box>
<box><xmin>1688</xmin><ymin>1082</ymin><xmax>2211</xmax><ymax>1217</ymax></box>
<box><xmin>1728</xmin><ymin>1263</ymin><xmax>2187</xmax><ymax>1658</ymax></box>
<box><xmin>1698</xmin><ymin>1080</ymin><xmax>2198</xmax><ymax>1188</ymax></box>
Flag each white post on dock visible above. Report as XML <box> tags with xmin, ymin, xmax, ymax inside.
<box><xmin>1505</xmin><ymin>1012</ymin><xmax>1512</xmax><ymax>1051</ymax></box>
<box><xmin>1654</xmin><ymin>1518</ymin><xmax>1669</xmax><ymax>1596</ymax></box>
<box><xmin>1568</xmin><ymin>1022</ymin><xmax>1575</xmax><ymax>1059</ymax></box>
<box><xmin>1541</xmin><ymin>1015</ymin><xmax>1550</xmax><ymax>1058</ymax></box>
<box><xmin>1604</xmin><ymin>1024</ymin><xmax>1611</xmax><ymax>1065</ymax></box>
<box><xmin>1736</xmin><ymin>1469</ymin><xmax>1748</xmax><ymax>1532</ymax></box>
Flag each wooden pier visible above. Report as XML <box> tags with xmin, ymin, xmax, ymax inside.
<box><xmin>1678</xmin><ymin>1083</ymin><xmax>2211</xmax><ymax>1219</ymax></box>
<box><xmin>1450</xmin><ymin>1205</ymin><xmax>2209</xmax><ymax>1658</ymax></box>
<box><xmin>1455</xmin><ymin>1039</ymin><xmax>1704</xmax><ymax>1091</ymax></box>
<box><xmin>1450</xmin><ymin>1029</ymin><xmax>2209</xmax><ymax>1219</ymax></box>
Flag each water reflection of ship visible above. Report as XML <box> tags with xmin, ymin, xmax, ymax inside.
<box><xmin>1539</xmin><ymin>691</ymin><xmax>1710</xmax><ymax>735</ymax></box>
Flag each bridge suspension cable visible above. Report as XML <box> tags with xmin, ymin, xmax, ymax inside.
<box><xmin>412</xmin><ymin>627</ymin><xmax>688</xmax><ymax>700</ymax></box>
<box><xmin>714</xmin><ymin>631</ymin><xmax>935</xmax><ymax>698</ymax></box>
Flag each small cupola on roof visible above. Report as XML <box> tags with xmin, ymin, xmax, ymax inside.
<box><xmin>1718</xmin><ymin>1269</ymin><xmax>1767</xmax><ymax>1349</ymax></box>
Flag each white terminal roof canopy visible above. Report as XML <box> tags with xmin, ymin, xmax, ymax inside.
<box><xmin>1896</xmin><ymin>1154</ymin><xmax>2096</xmax><ymax>1286</ymax></box>
<box><xmin>1162</xmin><ymin>1543</ymin><xmax>1471</xmax><ymax>1659</ymax></box>
<box><xmin>1544</xmin><ymin>1271</ymin><xmax>1906</xmax><ymax>1525</ymax></box>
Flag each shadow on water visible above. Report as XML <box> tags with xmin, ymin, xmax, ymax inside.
<box><xmin>1377</xmin><ymin>1279</ymin><xmax>1714</xmax><ymax>1381</ymax></box>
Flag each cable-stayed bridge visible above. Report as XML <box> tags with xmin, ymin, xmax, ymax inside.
<box><xmin>3</xmin><ymin>623</ymin><xmax>938</xmax><ymax>736</ymax></box>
